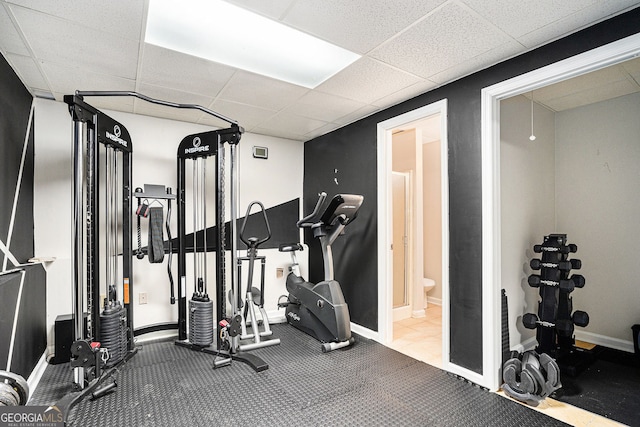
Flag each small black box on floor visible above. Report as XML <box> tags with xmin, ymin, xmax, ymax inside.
<box><xmin>633</xmin><ymin>324</ymin><xmax>640</xmax><ymax>357</ymax></box>
<box><xmin>50</xmin><ymin>313</ymin><xmax>87</xmax><ymax>365</ymax></box>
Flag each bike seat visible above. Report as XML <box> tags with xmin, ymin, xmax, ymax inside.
<box><xmin>279</xmin><ymin>243</ymin><xmax>303</xmax><ymax>252</ymax></box>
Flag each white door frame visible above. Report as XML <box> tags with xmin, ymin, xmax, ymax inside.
<box><xmin>377</xmin><ymin>99</ymin><xmax>450</xmax><ymax>366</ymax></box>
<box><xmin>481</xmin><ymin>33</ymin><xmax>640</xmax><ymax>390</ymax></box>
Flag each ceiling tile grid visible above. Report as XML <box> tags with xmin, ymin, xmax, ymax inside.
<box><xmin>0</xmin><ymin>0</ymin><xmax>639</xmax><ymax>142</ymax></box>
<box><xmin>370</xmin><ymin>1</ymin><xmax>516</xmax><ymax>79</ymax></box>
<box><xmin>280</xmin><ymin>0</ymin><xmax>448</xmax><ymax>54</ymax></box>
<box><xmin>10</xmin><ymin>5</ymin><xmax>140</xmax><ymax>80</ymax></box>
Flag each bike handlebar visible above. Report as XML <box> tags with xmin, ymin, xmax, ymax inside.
<box><xmin>296</xmin><ymin>192</ymin><xmax>327</xmax><ymax>228</ymax></box>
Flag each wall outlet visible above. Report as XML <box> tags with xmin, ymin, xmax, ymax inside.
<box><xmin>276</xmin><ymin>267</ymin><xmax>284</xmax><ymax>278</ymax></box>
<box><xmin>139</xmin><ymin>292</ymin><xmax>148</xmax><ymax>305</ymax></box>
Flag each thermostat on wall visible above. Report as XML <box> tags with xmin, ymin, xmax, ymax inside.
<box><xmin>253</xmin><ymin>146</ymin><xmax>268</xmax><ymax>159</ymax></box>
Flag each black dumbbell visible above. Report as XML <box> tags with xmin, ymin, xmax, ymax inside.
<box><xmin>527</xmin><ymin>275</ymin><xmax>579</xmax><ymax>292</ymax></box>
<box><xmin>522</xmin><ymin>313</ymin><xmax>574</xmax><ymax>336</ymax></box>
<box><xmin>571</xmin><ymin>310</ymin><xmax>589</xmax><ymax>327</ymax></box>
<box><xmin>530</xmin><ymin>259</ymin><xmax>581</xmax><ymax>270</ymax></box>
<box><xmin>533</xmin><ymin>243</ymin><xmax>577</xmax><ymax>254</ymax></box>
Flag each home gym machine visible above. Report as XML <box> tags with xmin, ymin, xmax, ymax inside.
<box><xmin>55</xmin><ymin>94</ymin><xmax>138</xmax><ymax>419</ymax></box>
<box><xmin>278</xmin><ymin>192</ymin><xmax>363</xmax><ymax>352</ymax></box>
<box><xmin>175</xmin><ymin>125</ymin><xmax>274</xmax><ymax>371</ymax></box>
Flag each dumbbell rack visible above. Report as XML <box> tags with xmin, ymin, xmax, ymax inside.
<box><xmin>525</xmin><ymin>234</ymin><xmax>591</xmax><ymax>376</ymax></box>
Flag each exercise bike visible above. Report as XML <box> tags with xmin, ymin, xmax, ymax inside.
<box><xmin>278</xmin><ymin>192</ymin><xmax>364</xmax><ymax>352</ymax></box>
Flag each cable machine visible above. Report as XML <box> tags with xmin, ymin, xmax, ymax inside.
<box><xmin>56</xmin><ymin>94</ymin><xmax>136</xmax><ymax>417</ymax></box>
<box><xmin>175</xmin><ymin>126</ymin><xmax>271</xmax><ymax>371</ymax></box>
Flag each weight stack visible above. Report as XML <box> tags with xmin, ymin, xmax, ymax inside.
<box><xmin>189</xmin><ymin>299</ymin><xmax>214</xmax><ymax>346</ymax></box>
<box><xmin>100</xmin><ymin>303</ymin><xmax>127</xmax><ymax>367</ymax></box>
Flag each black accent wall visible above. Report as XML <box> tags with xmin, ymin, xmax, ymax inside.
<box><xmin>0</xmin><ymin>52</ymin><xmax>45</xmax><ymax>379</ymax></box>
<box><xmin>0</xmin><ymin>53</ymin><xmax>34</xmax><ymax>266</ymax></box>
<box><xmin>304</xmin><ymin>9</ymin><xmax>640</xmax><ymax>374</ymax></box>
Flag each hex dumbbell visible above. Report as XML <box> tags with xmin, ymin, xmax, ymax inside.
<box><xmin>527</xmin><ymin>274</ymin><xmax>585</xmax><ymax>292</ymax></box>
<box><xmin>533</xmin><ymin>244</ymin><xmax>577</xmax><ymax>254</ymax></box>
<box><xmin>522</xmin><ymin>313</ymin><xmax>574</xmax><ymax>336</ymax></box>
<box><xmin>571</xmin><ymin>310</ymin><xmax>589</xmax><ymax>327</ymax></box>
<box><xmin>530</xmin><ymin>259</ymin><xmax>581</xmax><ymax>271</ymax></box>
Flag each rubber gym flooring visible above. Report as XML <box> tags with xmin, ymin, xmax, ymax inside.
<box><xmin>552</xmin><ymin>346</ymin><xmax>640</xmax><ymax>426</ymax></box>
<box><xmin>29</xmin><ymin>324</ymin><xmax>569</xmax><ymax>426</ymax></box>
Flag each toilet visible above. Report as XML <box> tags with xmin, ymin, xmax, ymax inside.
<box><xmin>422</xmin><ymin>278</ymin><xmax>436</xmax><ymax>308</ymax></box>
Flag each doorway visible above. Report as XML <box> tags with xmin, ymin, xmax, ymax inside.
<box><xmin>377</xmin><ymin>99</ymin><xmax>450</xmax><ymax>370</ymax></box>
<box><xmin>481</xmin><ymin>33</ymin><xmax>640</xmax><ymax>390</ymax></box>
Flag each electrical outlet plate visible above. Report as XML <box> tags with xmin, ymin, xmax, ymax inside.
<box><xmin>139</xmin><ymin>292</ymin><xmax>148</xmax><ymax>304</ymax></box>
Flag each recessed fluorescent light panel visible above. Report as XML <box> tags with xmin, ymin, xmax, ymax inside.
<box><xmin>145</xmin><ymin>0</ymin><xmax>361</xmax><ymax>88</ymax></box>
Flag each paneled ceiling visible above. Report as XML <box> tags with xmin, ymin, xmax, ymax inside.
<box><xmin>1</xmin><ymin>0</ymin><xmax>638</xmax><ymax>141</ymax></box>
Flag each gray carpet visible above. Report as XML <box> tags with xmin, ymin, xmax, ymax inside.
<box><xmin>29</xmin><ymin>324</ymin><xmax>569</xmax><ymax>426</ymax></box>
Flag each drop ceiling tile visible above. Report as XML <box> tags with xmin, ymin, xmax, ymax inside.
<box><xmin>6</xmin><ymin>0</ymin><xmax>144</xmax><ymax>41</ymax></box>
<box><xmin>5</xmin><ymin>53</ymin><xmax>48</xmax><ymax>90</ymax></box>
<box><xmin>533</xmin><ymin>65</ymin><xmax>631</xmax><ymax>102</ymax></box>
<box><xmin>201</xmin><ymin>99</ymin><xmax>277</xmax><ymax>130</ymax></box>
<box><xmin>282</xmin><ymin>91</ymin><xmax>366</xmax><ymax>123</ymax></box>
<box><xmin>332</xmin><ymin>104</ymin><xmax>380</xmax><ymax>126</ymax></box>
<box><xmin>370</xmin><ymin>2</ymin><xmax>513</xmax><ymax>79</ymax></box>
<box><xmin>257</xmin><ymin>111</ymin><xmax>327</xmax><ymax>137</ymax></box>
<box><xmin>304</xmin><ymin>122</ymin><xmax>342</xmax><ymax>140</ymax></box>
<box><xmin>0</xmin><ymin>5</ymin><xmax>30</xmax><ymax>55</ymax></box>
<box><xmin>282</xmin><ymin>0</ymin><xmax>446</xmax><ymax>54</ymax></box>
<box><xmin>217</xmin><ymin>70</ymin><xmax>309</xmax><ymax>111</ymax></box>
<box><xmin>316</xmin><ymin>57</ymin><xmax>421</xmax><ymax>104</ymax></box>
<box><xmin>621</xmin><ymin>57</ymin><xmax>640</xmax><ymax>75</ymax></box>
<box><xmin>11</xmin><ymin>6</ymin><xmax>139</xmax><ymax>79</ymax></box>
<box><xmin>221</xmin><ymin>0</ymin><xmax>296</xmax><ymax>20</ymax></box>
<box><xmin>134</xmin><ymin>82</ymin><xmax>215</xmax><ymax>114</ymax></box>
<box><xmin>251</xmin><ymin>126</ymin><xmax>306</xmax><ymax>142</ymax></box>
<box><xmin>82</xmin><ymin>97</ymin><xmax>135</xmax><ymax>114</ymax></box>
<box><xmin>544</xmin><ymin>79</ymin><xmax>639</xmax><ymax>111</ymax></box>
<box><xmin>133</xmin><ymin>101</ymin><xmax>202</xmax><ymax>124</ymax></box>
<box><xmin>372</xmin><ymin>80</ymin><xmax>438</xmax><ymax>110</ymax></box>
<box><xmin>461</xmin><ymin>0</ymin><xmax>598</xmax><ymax>39</ymax></box>
<box><xmin>139</xmin><ymin>45</ymin><xmax>236</xmax><ymax>98</ymax></box>
<box><xmin>515</xmin><ymin>0</ymin><xmax>640</xmax><ymax>48</ymax></box>
<box><xmin>429</xmin><ymin>39</ymin><xmax>524</xmax><ymax>85</ymax></box>
<box><xmin>40</xmin><ymin>61</ymin><xmax>135</xmax><ymax>95</ymax></box>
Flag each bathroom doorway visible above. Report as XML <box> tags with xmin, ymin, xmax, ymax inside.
<box><xmin>377</xmin><ymin>100</ymin><xmax>449</xmax><ymax>370</ymax></box>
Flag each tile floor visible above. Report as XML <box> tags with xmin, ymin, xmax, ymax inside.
<box><xmin>389</xmin><ymin>304</ymin><xmax>625</xmax><ymax>427</ymax></box>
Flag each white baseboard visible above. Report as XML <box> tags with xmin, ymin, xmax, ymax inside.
<box><xmin>266</xmin><ymin>309</ymin><xmax>286</xmax><ymax>324</ymax></box>
<box><xmin>412</xmin><ymin>309</ymin><xmax>426</xmax><ymax>318</ymax></box>
<box><xmin>350</xmin><ymin>322</ymin><xmax>379</xmax><ymax>342</ymax></box>
<box><xmin>574</xmin><ymin>330</ymin><xmax>634</xmax><ymax>353</ymax></box>
<box><xmin>26</xmin><ymin>351</ymin><xmax>48</xmax><ymax>403</ymax></box>
<box><xmin>511</xmin><ymin>332</ymin><xmax>634</xmax><ymax>355</ymax></box>
<box><xmin>510</xmin><ymin>337</ymin><xmax>537</xmax><ymax>354</ymax></box>
<box><xmin>134</xmin><ymin>330</ymin><xmax>178</xmax><ymax>344</ymax></box>
<box><xmin>426</xmin><ymin>296</ymin><xmax>442</xmax><ymax>306</ymax></box>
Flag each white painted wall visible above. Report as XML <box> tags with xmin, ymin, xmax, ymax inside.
<box><xmin>33</xmin><ymin>98</ymin><xmax>305</xmax><ymax>355</ymax></box>
<box><xmin>501</xmin><ymin>92</ymin><xmax>640</xmax><ymax>352</ymax></box>
<box><xmin>500</xmin><ymin>95</ymin><xmax>556</xmax><ymax>349</ymax></box>
<box><xmin>556</xmin><ymin>92</ymin><xmax>640</xmax><ymax>346</ymax></box>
